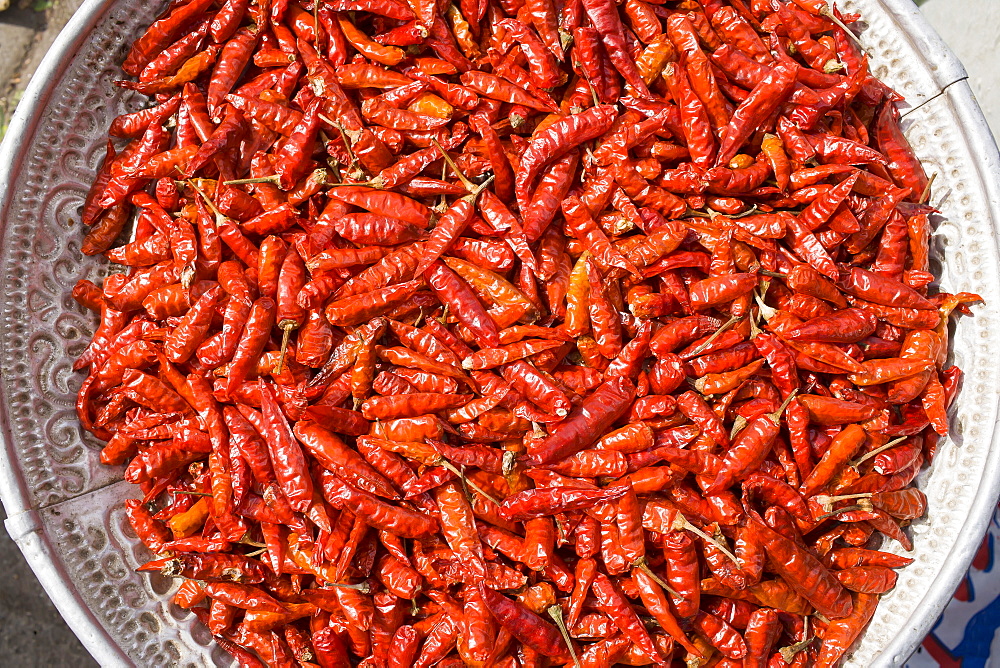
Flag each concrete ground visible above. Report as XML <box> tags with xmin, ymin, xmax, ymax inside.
<box><xmin>0</xmin><ymin>507</ymin><xmax>96</xmax><ymax>666</ymax></box>
<box><xmin>0</xmin><ymin>0</ymin><xmax>995</xmax><ymax>666</ymax></box>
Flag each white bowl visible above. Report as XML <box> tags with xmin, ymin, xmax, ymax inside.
<box><xmin>1</xmin><ymin>0</ymin><xmax>998</xmax><ymax>665</ymax></box>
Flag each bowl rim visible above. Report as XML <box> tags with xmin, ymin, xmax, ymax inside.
<box><xmin>0</xmin><ymin>2</ymin><xmax>138</xmax><ymax>665</ymax></box>
<box><xmin>0</xmin><ymin>0</ymin><xmax>998</xmax><ymax>666</ymax></box>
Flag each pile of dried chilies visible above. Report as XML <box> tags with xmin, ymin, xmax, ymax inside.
<box><xmin>73</xmin><ymin>0</ymin><xmax>982</xmax><ymax>664</ymax></box>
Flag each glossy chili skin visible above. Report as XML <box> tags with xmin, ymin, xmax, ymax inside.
<box><xmin>477</xmin><ymin>584</ymin><xmax>567</xmax><ymax>657</ymax></box>
<box><xmin>80</xmin><ymin>0</ymin><xmax>981</xmax><ymax>664</ymax></box>
<box><xmin>525</xmin><ymin>376</ymin><xmax>636</xmax><ymax>465</ymax></box>
<box><xmin>750</xmin><ymin>519</ymin><xmax>854</xmax><ymax>619</ymax></box>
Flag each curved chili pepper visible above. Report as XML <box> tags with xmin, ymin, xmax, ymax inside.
<box><xmin>750</xmin><ymin>517</ymin><xmax>853</xmax><ymax>618</ymax></box>
<box><xmin>514</xmin><ymin>105</ymin><xmax>616</xmax><ymax>211</ymax></box>
<box><xmin>525</xmin><ymin>375</ymin><xmax>635</xmax><ymax>465</ymax></box>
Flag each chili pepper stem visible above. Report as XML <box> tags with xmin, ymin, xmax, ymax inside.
<box><xmin>184</xmin><ymin>178</ymin><xmax>224</xmax><ymax>222</ymax></box>
<box><xmin>729</xmin><ymin>414</ymin><xmax>747</xmax><ymax>440</ymax></box>
<box><xmin>674</xmin><ymin>516</ymin><xmax>740</xmax><ymax>565</ymax></box>
<box><xmin>438</xmin><ymin>459</ymin><xmax>501</xmax><ymax>505</ymax></box>
<box><xmin>430</xmin><ymin>138</ymin><xmax>476</xmax><ymax>192</ymax></box>
<box><xmin>223</xmin><ymin>176</ymin><xmax>280</xmax><ymax>186</ymax></box>
<box><xmin>779</xmin><ymin>636</ymin><xmax>814</xmax><ymax>663</ymax></box>
<box><xmin>326</xmin><ymin>156</ymin><xmax>343</xmax><ymax>183</ymax></box>
<box><xmin>470</xmin><ymin>174</ymin><xmax>496</xmax><ymax>198</ymax></box>
<box><xmin>180</xmin><ymin>264</ymin><xmax>195</xmax><ymax>290</ymax></box>
<box><xmin>769</xmin><ymin>389</ymin><xmax>799</xmax><ymax>422</ymax></box>
<box><xmin>814</xmin><ymin>492</ymin><xmax>874</xmax><ymax>513</ymax></box>
<box><xmin>753</xmin><ymin>290</ymin><xmax>776</xmax><ymax>321</ymax></box>
<box><xmin>312</xmin><ymin>0</ymin><xmax>320</xmax><ymax>48</ymax></box>
<box><xmin>730</xmin><ymin>205</ymin><xmax>762</xmax><ymax>219</ymax></box>
<box><xmin>336</xmin><ymin>581</ymin><xmax>374</xmax><ymax>593</ymax></box>
<box><xmin>322</xmin><ymin>116</ymin><xmax>361</xmax><ymax>175</ymax></box>
<box><xmin>559</xmin><ymin>29</ymin><xmax>573</xmax><ymax>51</ymax></box>
<box><xmin>919</xmin><ymin>171</ymin><xmax>937</xmax><ymax>204</ymax></box>
<box><xmin>758</xmin><ymin>269</ymin><xmax>786</xmax><ymax>279</ymax></box>
<box><xmin>502</xmin><ymin>450</ymin><xmax>517</xmax><ymax>476</ymax></box>
<box><xmin>634</xmin><ymin>558</ymin><xmax>681</xmax><ymax>598</ymax></box>
<box><xmin>815</xmin><ymin>492</ymin><xmax>872</xmax><ymax>504</ymax></box>
<box><xmin>547</xmin><ymin>604</ymin><xmax>582</xmax><ymax>668</ymax></box>
<box><xmin>749</xmin><ymin>310</ymin><xmax>763</xmax><ymax>339</ymax></box>
<box><xmin>237</xmin><ymin>539</ymin><xmax>267</xmax><ymax>547</ymax></box>
<box><xmin>820</xmin><ymin>5</ymin><xmax>865</xmax><ymax>49</ymax></box>
<box><xmin>851</xmin><ymin>436</ymin><xmax>908</xmax><ymax>467</ymax></box>
<box><xmin>816</xmin><ymin>503</ymin><xmax>869</xmax><ymax>520</ymax></box>
<box><xmin>585</xmin><ymin>78</ymin><xmax>600</xmax><ymax>107</ymax></box>
<box><xmin>244</xmin><ymin>547</ymin><xmax>268</xmax><ymax>557</ymax></box>
<box><xmin>823</xmin><ymin>59</ymin><xmax>845</xmax><ymax>74</ymax></box>
<box><xmin>276</xmin><ymin>320</ymin><xmax>297</xmax><ymax>375</ymax></box>
<box><xmin>327</xmin><ymin>178</ymin><xmax>385</xmax><ymax>189</ymax></box>
<box><xmin>687</xmin><ymin>314</ymin><xmax>742</xmax><ymax>357</ymax></box>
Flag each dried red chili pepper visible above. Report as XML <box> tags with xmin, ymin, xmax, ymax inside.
<box><xmin>79</xmin><ymin>1</ymin><xmax>980</xmax><ymax>664</ymax></box>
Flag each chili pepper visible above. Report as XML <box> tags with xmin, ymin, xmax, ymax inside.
<box><xmin>122</xmin><ymin>0</ymin><xmax>216</xmax><ymax>75</ymax></box>
<box><xmin>225</xmin><ymin>298</ymin><xmax>275</xmax><ymax>397</ymax></box>
<box><xmin>252</xmin><ymin>385</ymin><xmax>313</xmax><ymax>513</ymax></box>
<box><xmin>524</xmin><ymin>151</ymin><xmax>580</xmax><ymax>242</ymax></box>
<box><xmin>813</xmin><ymin>592</ymin><xmax>878</xmax><ymax>667</ymax></box>
<box><xmin>327</xmin><ymin>186</ymin><xmax>432</xmax><ymax>228</ymax></box>
<box><xmin>514</xmin><ymin>105</ymin><xmax>617</xmax><ymax>211</ymax></box>
<box><xmin>828</xmin><ymin>547</ymin><xmax>914</xmax><ymax>570</ymax></box>
<box><xmin>591</xmin><ymin>571</ymin><xmax>664</xmax><ymax>662</ymax></box>
<box><xmin>662</xmin><ymin>62</ymin><xmax>715</xmax><ymax>168</ymax></box>
<box><xmin>694</xmin><ymin>610</ymin><xmax>747</xmax><ymax>659</ymax></box>
<box><xmin>580</xmin><ymin>0</ymin><xmax>649</xmax><ymax>97</ymax></box>
<box><xmin>676</xmin><ymin>390</ymin><xmax>730</xmax><ymax>447</ymax></box>
<box><xmin>839</xmin><ymin>266</ymin><xmax>935</xmax><ymax>310</ymax></box>
<box><xmin>801</xmin><ymin>424</ymin><xmax>867</xmax><ymax>496</ymax></box>
<box><xmin>322</xmin><ymin>473</ymin><xmax>438</xmax><ymax>538</ymax></box>
<box><xmin>874</xmin><ymin>102</ymin><xmax>929</xmax><ymax>201</ymax></box>
<box><xmin>144</xmin><ymin>553</ymin><xmax>267</xmax><ymax>583</ymax></box>
<box><xmin>524</xmin><ymin>375</ymin><xmax>635</xmax><ymax>464</ymax></box>
<box><xmin>478</xmin><ymin>584</ymin><xmax>566</xmax><ymax>657</ymax></box>
<box><xmin>205</xmin><ymin>582</ymin><xmax>287</xmax><ymax>613</ymax></box>
<box><xmin>79</xmin><ymin>0</ymin><xmax>980</xmax><ymax>661</ymax></box>
<box><xmin>459</xmin><ymin>71</ymin><xmax>554</xmax><ymax>112</ymax></box>
<box><xmin>668</xmin><ymin>16</ymin><xmax>730</xmax><ymax>131</ymax></box>
<box><xmin>750</xmin><ymin>517</ymin><xmax>853</xmax><ymax>618</ymax></box>
<box><xmin>834</xmin><ymin>565</ymin><xmax>899</xmax><ymax>594</ymax></box>
<box><xmin>499</xmin><ymin>484</ymin><xmax>628</xmax><ymax>522</ymax></box>
<box><xmin>708</xmin><ymin>395</ymin><xmax>794</xmax><ymax>493</ymax></box>
<box><xmin>206</xmin><ymin>28</ymin><xmax>258</xmax><ymax>115</ymax></box>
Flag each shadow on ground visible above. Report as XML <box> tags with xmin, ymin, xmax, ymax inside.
<box><xmin>0</xmin><ymin>507</ymin><xmax>97</xmax><ymax>666</ymax></box>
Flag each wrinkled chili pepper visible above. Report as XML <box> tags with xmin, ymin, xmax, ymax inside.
<box><xmin>80</xmin><ymin>0</ymin><xmax>980</xmax><ymax>664</ymax></box>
